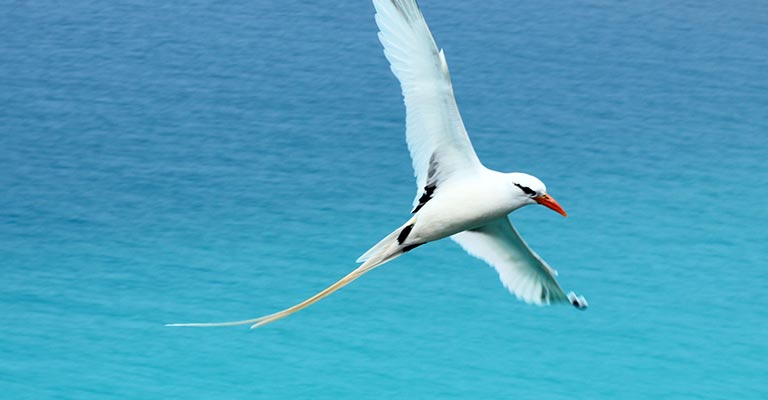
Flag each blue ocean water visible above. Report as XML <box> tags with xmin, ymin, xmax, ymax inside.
<box><xmin>2</xmin><ymin>0</ymin><xmax>766</xmax><ymax>398</ymax></box>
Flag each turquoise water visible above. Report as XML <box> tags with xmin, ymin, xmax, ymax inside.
<box><xmin>2</xmin><ymin>0</ymin><xmax>766</xmax><ymax>398</ymax></box>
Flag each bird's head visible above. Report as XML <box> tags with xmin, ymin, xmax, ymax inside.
<box><xmin>507</xmin><ymin>173</ymin><xmax>567</xmax><ymax>217</ymax></box>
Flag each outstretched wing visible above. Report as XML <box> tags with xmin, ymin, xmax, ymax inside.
<box><xmin>452</xmin><ymin>217</ymin><xmax>586</xmax><ymax>307</ymax></box>
<box><xmin>373</xmin><ymin>0</ymin><xmax>483</xmax><ymax>208</ymax></box>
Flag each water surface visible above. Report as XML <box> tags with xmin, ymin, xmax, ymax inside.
<box><xmin>1</xmin><ymin>0</ymin><xmax>766</xmax><ymax>398</ymax></box>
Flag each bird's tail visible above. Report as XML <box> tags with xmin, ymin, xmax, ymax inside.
<box><xmin>166</xmin><ymin>220</ymin><xmax>414</xmax><ymax>329</ymax></box>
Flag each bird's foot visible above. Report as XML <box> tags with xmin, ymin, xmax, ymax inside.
<box><xmin>567</xmin><ymin>292</ymin><xmax>588</xmax><ymax>309</ymax></box>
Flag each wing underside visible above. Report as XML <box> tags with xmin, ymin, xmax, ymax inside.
<box><xmin>373</xmin><ymin>0</ymin><xmax>483</xmax><ymax>206</ymax></box>
<box><xmin>452</xmin><ymin>218</ymin><xmax>584</xmax><ymax>306</ymax></box>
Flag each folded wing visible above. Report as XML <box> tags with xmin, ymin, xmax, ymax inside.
<box><xmin>373</xmin><ymin>0</ymin><xmax>483</xmax><ymax>207</ymax></box>
<box><xmin>452</xmin><ymin>217</ymin><xmax>576</xmax><ymax>305</ymax></box>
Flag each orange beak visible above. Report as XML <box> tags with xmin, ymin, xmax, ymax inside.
<box><xmin>535</xmin><ymin>194</ymin><xmax>567</xmax><ymax>217</ymax></box>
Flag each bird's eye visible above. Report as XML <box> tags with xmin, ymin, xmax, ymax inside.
<box><xmin>514</xmin><ymin>183</ymin><xmax>537</xmax><ymax>196</ymax></box>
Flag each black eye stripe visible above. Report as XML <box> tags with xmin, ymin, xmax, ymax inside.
<box><xmin>514</xmin><ymin>183</ymin><xmax>536</xmax><ymax>196</ymax></box>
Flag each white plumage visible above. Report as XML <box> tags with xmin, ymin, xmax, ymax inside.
<box><xmin>167</xmin><ymin>0</ymin><xmax>587</xmax><ymax>330</ymax></box>
<box><xmin>452</xmin><ymin>218</ymin><xmax>567</xmax><ymax>305</ymax></box>
<box><xmin>374</xmin><ymin>0</ymin><xmax>481</xmax><ymax>207</ymax></box>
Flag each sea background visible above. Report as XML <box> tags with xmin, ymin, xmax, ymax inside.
<box><xmin>1</xmin><ymin>0</ymin><xmax>766</xmax><ymax>398</ymax></box>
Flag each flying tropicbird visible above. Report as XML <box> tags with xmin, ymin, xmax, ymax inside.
<box><xmin>168</xmin><ymin>0</ymin><xmax>587</xmax><ymax>329</ymax></box>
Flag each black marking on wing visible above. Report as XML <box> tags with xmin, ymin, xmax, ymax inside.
<box><xmin>390</xmin><ymin>0</ymin><xmax>418</xmax><ymax>23</ymax></box>
<box><xmin>402</xmin><ymin>243</ymin><xmax>423</xmax><ymax>253</ymax></box>
<box><xmin>397</xmin><ymin>224</ymin><xmax>414</xmax><ymax>245</ymax></box>
<box><xmin>426</xmin><ymin>152</ymin><xmax>439</xmax><ymax>181</ymax></box>
<box><xmin>411</xmin><ymin>183</ymin><xmax>435</xmax><ymax>214</ymax></box>
<box><xmin>514</xmin><ymin>183</ymin><xmax>536</xmax><ymax>196</ymax></box>
<box><xmin>391</xmin><ymin>0</ymin><xmax>404</xmax><ymax>16</ymax></box>
<box><xmin>412</xmin><ymin>153</ymin><xmax>440</xmax><ymax>214</ymax></box>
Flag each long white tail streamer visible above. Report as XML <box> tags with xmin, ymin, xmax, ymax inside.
<box><xmin>166</xmin><ymin>243</ymin><xmax>404</xmax><ymax>329</ymax></box>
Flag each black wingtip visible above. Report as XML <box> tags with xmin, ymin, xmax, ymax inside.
<box><xmin>567</xmin><ymin>292</ymin><xmax>588</xmax><ymax>310</ymax></box>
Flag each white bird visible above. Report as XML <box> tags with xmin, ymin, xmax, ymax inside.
<box><xmin>168</xmin><ymin>0</ymin><xmax>587</xmax><ymax>329</ymax></box>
